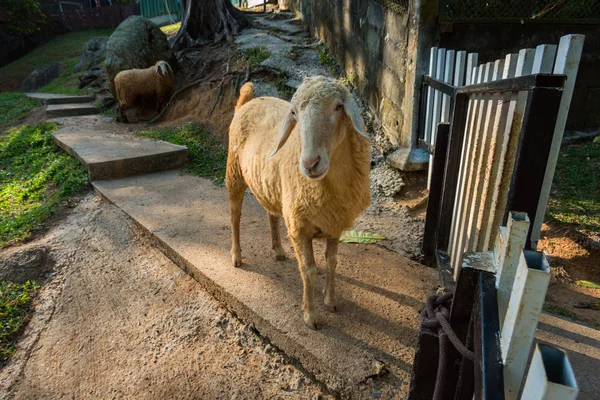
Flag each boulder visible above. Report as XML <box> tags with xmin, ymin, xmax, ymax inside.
<box><xmin>74</xmin><ymin>37</ymin><xmax>109</xmax><ymax>73</ymax></box>
<box><xmin>20</xmin><ymin>62</ymin><xmax>65</xmax><ymax>92</ymax></box>
<box><xmin>386</xmin><ymin>148</ymin><xmax>429</xmax><ymax>172</ymax></box>
<box><xmin>104</xmin><ymin>16</ymin><xmax>172</xmax><ymax>95</ymax></box>
<box><xmin>0</xmin><ymin>245</ymin><xmax>53</xmax><ymax>283</ymax></box>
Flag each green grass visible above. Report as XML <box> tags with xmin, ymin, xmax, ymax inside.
<box><xmin>0</xmin><ymin>122</ymin><xmax>89</xmax><ymax>247</ymax></box>
<box><xmin>0</xmin><ymin>93</ymin><xmax>40</xmax><ymax>131</ymax></box>
<box><xmin>38</xmin><ymin>58</ymin><xmax>92</xmax><ymax>96</ymax></box>
<box><xmin>318</xmin><ymin>44</ymin><xmax>341</xmax><ymax>76</ymax></box>
<box><xmin>160</xmin><ymin>22</ymin><xmax>181</xmax><ymax>35</ymax></box>
<box><xmin>138</xmin><ymin>122</ymin><xmax>227</xmax><ymax>184</ymax></box>
<box><xmin>241</xmin><ymin>46</ymin><xmax>271</xmax><ymax>69</ymax></box>
<box><xmin>0</xmin><ymin>281</ymin><xmax>40</xmax><ymax>366</ymax></box>
<box><xmin>276</xmin><ymin>72</ymin><xmax>295</xmax><ymax>98</ymax></box>
<box><xmin>546</xmin><ymin>142</ymin><xmax>600</xmax><ymax>237</ymax></box>
<box><xmin>0</xmin><ymin>28</ymin><xmax>114</xmax><ymax>92</ymax></box>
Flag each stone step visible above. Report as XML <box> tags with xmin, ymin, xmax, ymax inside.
<box><xmin>46</xmin><ymin>103</ymin><xmax>101</xmax><ymax>118</ymax></box>
<box><xmin>92</xmin><ymin>170</ymin><xmax>438</xmax><ymax>395</ymax></box>
<box><xmin>53</xmin><ymin>129</ymin><xmax>188</xmax><ymax>181</ymax></box>
<box><xmin>26</xmin><ymin>92</ymin><xmax>96</xmax><ymax>105</ymax></box>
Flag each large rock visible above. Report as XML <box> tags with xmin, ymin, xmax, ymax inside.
<box><xmin>74</xmin><ymin>37</ymin><xmax>109</xmax><ymax>73</ymax></box>
<box><xmin>20</xmin><ymin>62</ymin><xmax>65</xmax><ymax>92</ymax></box>
<box><xmin>104</xmin><ymin>16</ymin><xmax>172</xmax><ymax>95</ymax></box>
<box><xmin>0</xmin><ymin>245</ymin><xmax>53</xmax><ymax>283</ymax></box>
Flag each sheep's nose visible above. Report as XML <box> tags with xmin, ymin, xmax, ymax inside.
<box><xmin>302</xmin><ymin>156</ymin><xmax>321</xmax><ymax>171</ymax></box>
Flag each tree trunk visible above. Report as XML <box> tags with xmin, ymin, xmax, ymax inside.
<box><xmin>172</xmin><ymin>0</ymin><xmax>249</xmax><ymax>51</ymax></box>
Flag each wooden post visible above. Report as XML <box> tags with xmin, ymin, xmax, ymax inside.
<box><xmin>501</xmin><ymin>250</ymin><xmax>551</xmax><ymax>400</ymax></box>
<box><xmin>521</xmin><ymin>344</ymin><xmax>578</xmax><ymax>400</ymax></box>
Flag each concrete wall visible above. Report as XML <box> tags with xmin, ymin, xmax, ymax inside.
<box><xmin>440</xmin><ymin>23</ymin><xmax>600</xmax><ymax>131</ymax></box>
<box><xmin>291</xmin><ymin>0</ymin><xmax>420</xmax><ymax>147</ymax></box>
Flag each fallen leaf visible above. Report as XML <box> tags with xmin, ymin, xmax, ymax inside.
<box><xmin>339</xmin><ymin>230</ymin><xmax>385</xmax><ymax>244</ymax></box>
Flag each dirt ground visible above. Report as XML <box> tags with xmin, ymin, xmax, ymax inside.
<box><xmin>0</xmin><ymin>194</ymin><xmax>331</xmax><ymax>400</ymax></box>
<box><xmin>538</xmin><ymin>223</ymin><xmax>600</xmax><ymax>328</ymax></box>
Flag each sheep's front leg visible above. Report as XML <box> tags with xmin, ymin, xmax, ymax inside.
<box><xmin>324</xmin><ymin>238</ymin><xmax>338</xmax><ymax>312</ymax></box>
<box><xmin>227</xmin><ymin>177</ymin><xmax>246</xmax><ymax>267</ymax></box>
<box><xmin>290</xmin><ymin>233</ymin><xmax>318</xmax><ymax>330</ymax></box>
<box><xmin>268</xmin><ymin>214</ymin><xmax>286</xmax><ymax>261</ymax></box>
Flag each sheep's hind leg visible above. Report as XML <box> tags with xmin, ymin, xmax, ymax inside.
<box><xmin>290</xmin><ymin>233</ymin><xmax>318</xmax><ymax>330</ymax></box>
<box><xmin>268</xmin><ymin>214</ymin><xmax>286</xmax><ymax>261</ymax></box>
<box><xmin>227</xmin><ymin>178</ymin><xmax>246</xmax><ymax>268</ymax></box>
<box><xmin>324</xmin><ymin>238</ymin><xmax>338</xmax><ymax>312</ymax></box>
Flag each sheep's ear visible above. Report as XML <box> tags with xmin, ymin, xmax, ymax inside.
<box><xmin>166</xmin><ymin>63</ymin><xmax>173</xmax><ymax>74</ymax></box>
<box><xmin>344</xmin><ymin>96</ymin><xmax>369</xmax><ymax>140</ymax></box>
<box><xmin>269</xmin><ymin>108</ymin><xmax>296</xmax><ymax>157</ymax></box>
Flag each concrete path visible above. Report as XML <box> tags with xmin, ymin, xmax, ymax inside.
<box><xmin>52</xmin><ymin>129</ymin><xmax>187</xmax><ymax>180</ymax></box>
<box><xmin>93</xmin><ymin>170</ymin><xmax>438</xmax><ymax>395</ymax></box>
<box><xmin>26</xmin><ymin>92</ymin><xmax>95</xmax><ymax>105</ymax></box>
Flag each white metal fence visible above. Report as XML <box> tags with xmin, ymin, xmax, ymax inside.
<box><xmin>420</xmin><ymin>34</ymin><xmax>585</xmax><ymax>278</ymax></box>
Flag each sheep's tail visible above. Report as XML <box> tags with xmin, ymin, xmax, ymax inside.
<box><xmin>235</xmin><ymin>82</ymin><xmax>254</xmax><ymax>112</ymax></box>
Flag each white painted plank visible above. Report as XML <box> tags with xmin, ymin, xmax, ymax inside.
<box><xmin>450</xmin><ymin>65</ymin><xmax>489</xmax><ymax>275</ymax></box>
<box><xmin>502</xmin><ymin>250</ymin><xmax>551</xmax><ymax>400</ymax></box>
<box><xmin>489</xmin><ymin>48</ymin><xmax>535</xmax><ymax>241</ymax></box>
<box><xmin>455</xmin><ymin>62</ymin><xmax>492</xmax><ymax>261</ymax></box>
<box><xmin>454</xmin><ymin>50</ymin><xmax>467</xmax><ymax>87</ymax></box>
<box><xmin>449</xmin><ymin>65</ymin><xmax>483</xmax><ymax>273</ymax></box>
<box><xmin>532</xmin><ymin>35</ymin><xmax>585</xmax><ymax>249</ymax></box>
<box><xmin>481</xmin><ymin>53</ymin><xmax>519</xmax><ymax>249</ymax></box>
<box><xmin>423</xmin><ymin>47</ymin><xmax>438</xmax><ymax>147</ymax></box>
<box><xmin>532</xmin><ymin>44</ymin><xmax>558</xmax><ymax>74</ymax></box>
<box><xmin>465</xmin><ymin>53</ymin><xmax>479</xmax><ymax>85</ymax></box>
<box><xmin>521</xmin><ymin>344</ymin><xmax>579</xmax><ymax>400</ymax></box>
<box><xmin>441</xmin><ymin>50</ymin><xmax>456</xmax><ymax>122</ymax></box>
<box><xmin>470</xmin><ymin>59</ymin><xmax>505</xmax><ymax>251</ymax></box>
<box><xmin>428</xmin><ymin>49</ymin><xmax>447</xmax><ymax>188</ymax></box>
<box><xmin>495</xmin><ymin>211</ymin><xmax>529</xmax><ymax>328</ymax></box>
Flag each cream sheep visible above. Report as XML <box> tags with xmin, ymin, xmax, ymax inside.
<box><xmin>227</xmin><ymin>76</ymin><xmax>370</xmax><ymax>329</ymax></box>
<box><xmin>114</xmin><ymin>60</ymin><xmax>174</xmax><ymax>123</ymax></box>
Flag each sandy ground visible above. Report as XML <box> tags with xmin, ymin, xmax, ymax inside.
<box><xmin>0</xmin><ymin>194</ymin><xmax>331</xmax><ymax>399</ymax></box>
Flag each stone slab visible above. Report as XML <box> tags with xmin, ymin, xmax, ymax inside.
<box><xmin>92</xmin><ymin>170</ymin><xmax>438</xmax><ymax>395</ymax></box>
<box><xmin>386</xmin><ymin>148</ymin><xmax>429</xmax><ymax>172</ymax></box>
<box><xmin>46</xmin><ymin>103</ymin><xmax>101</xmax><ymax>118</ymax></box>
<box><xmin>53</xmin><ymin>129</ymin><xmax>188</xmax><ymax>181</ymax></box>
<box><xmin>26</xmin><ymin>93</ymin><xmax>96</xmax><ymax>105</ymax></box>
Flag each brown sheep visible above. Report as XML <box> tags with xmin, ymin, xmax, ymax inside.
<box><xmin>114</xmin><ymin>61</ymin><xmax>174</xmax><ymax>123</ymax></box>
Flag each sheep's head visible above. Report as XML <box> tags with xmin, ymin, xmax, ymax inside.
<box><xmin>270</xmin><ymin>76</ymin><xmax>369</xmax><ymax>180</ymax></box>
<box><xmin>154</xmin><ymin>61</ymin><xmax>173</xmax><ymax>78</ymax></box>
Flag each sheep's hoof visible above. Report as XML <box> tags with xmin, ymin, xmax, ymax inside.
<box><xmin>325</xmin><ymin>304</ymin><xmax>337</xmax><ymax>313</ymax></box>
<box><xmin>232</xmin><ymin>254</ymin><xmax>243</xmax><ymax>268</ymax></box>
<box><xmin>275</xmin><ymin>253</ymin><xmax>286</xmax><ymax>261</ymax></box>
<box><xmin>303</xmin><ymin>312</ymin><xmax>319</xmax><ymax>330</ymax></box>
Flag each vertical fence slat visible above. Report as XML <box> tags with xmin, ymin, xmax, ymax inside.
<box><xmin>532</xmin><ymin>44</ymin><xmax>558</xmax><ymax>74</ymax></box>
<box><xmin>454</xmin><ymin>50</ymin><xmax>467</xmax><ymax>87</ymax></box>
<box><xmin>449</xmin><ymin>66</ymin><xmax>482</xmax><ymax>276</ymax></box>
<box><xmin>466</xmin><ymin>53</ymin><xmax>479</xmax><ymax>85</ymax></box>
<box><xmin>531</xmin><ymin>34</ymin><xmax>585</xmax><ymax>249</ymax></box>
<box><xmin>501</xmin><ymin>251</ymin><xmax>551</xmax><ymax>400</ymax></box>
<box><xmin>424</xmin><ymin>47</ymin><xmax>439</xmax><ymax>149</ymax></box>
<box><xmin>430</xmin><ymin>49</ymin><xmax>447</xmax><ymax>147</ymax></box>
<box><xmin>452</xmin><ymin>63</ymin><xmax>493</xmax><ymax>275</ymax></box>
<box><xmin>489</xmin><ymin>49</ymin><xmax>535</xmax><ymax>242</ymax></box>
<box><xmin>468</xmin><ymin>59</ymin><xmax>505</xmax><ymax>252</ymax></box>
<box><xmin>441</xmin><ymin>50</ymin><xmax>456</xmax><ymax>122</ymax></box>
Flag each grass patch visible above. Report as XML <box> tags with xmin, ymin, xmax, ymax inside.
<box><xmin>543</xmin><ymin>304</ymin><xmax>577</xmax><ymax>320</ymax></box>
<box><xmin>0</xmin><ymin>28</ymin><xmax>114</xmax><ymax>92</ymax></box>
<box><xmin>0</xmin><ymin>122</ymin><xmax>89</xmax><ymax>247</ymax></box>
<box><xmin>160</xmin><ymin>22</ymin><xmax>181</xmax><ymax>35</ymax></box>
<box><xmin>276</xmin><ymin>72</ymin><xmax>295</xmax><ymax>98</ymax></box>
<box><xmin>318</xmin><ymin>44</ymin><xmax>341</xmax><ymax>76</ymax></box>
<box><xmin>0</xmin><ymin>93</ymin><xmax>40</xmax><ymax>131</ymax></box>
<box><xmin>38</xmin><ymin>58</ymin><xmax>92</xmax><ymax>96</ymax></box>
<box><xmin>546</xmin><ymin>142</ymin><xmax>600</xmax><ymax>237</ymax></box>
<box><xmin>0</xmin><ymin>280</ymin><xmax>40</xmax><ymax>366</ymax></box>
<box><xmin>241</xmin><ymin>46</ymin><xmax>271</xmax><ymax>69</ymax></box>
<box><xmin>138</xmin><ymin>122</ymin><xmax>227</xmax><ymax>184</ymax></box>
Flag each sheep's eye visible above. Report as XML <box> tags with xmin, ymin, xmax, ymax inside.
<box><xmin>291</xmin><ymin>110</ymin><xmax>296</xmax><ymax>116</ymax></box>
<box><xmin>335</xmin><ymin>103</ymin><xmax>344</xmax><ymax>111</ymax></box>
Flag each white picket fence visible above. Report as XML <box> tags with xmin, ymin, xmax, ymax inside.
<box><xmin>462</xmin><ymin>211</ymin><xmax>578</xmax><ymax>400</ymax></box>
<box><xmin>422</xmin><ymin>35</ymin><xmax>585</xmax><ymax>278</ymax></box>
